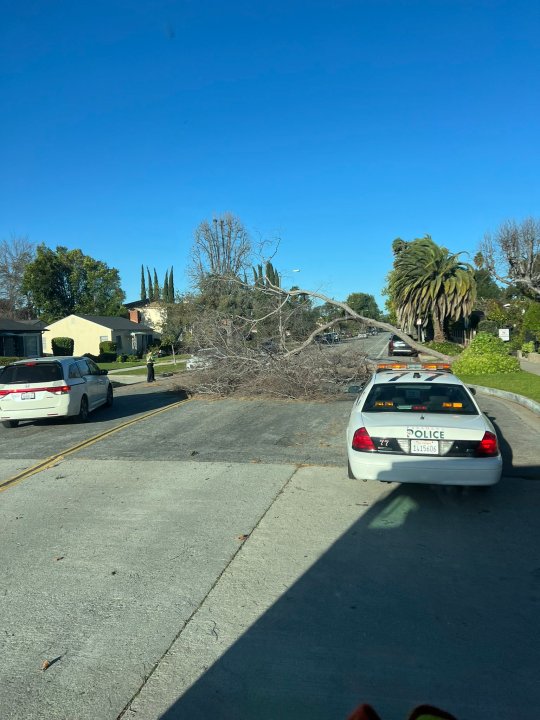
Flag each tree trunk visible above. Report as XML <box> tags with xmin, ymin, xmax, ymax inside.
<box><xmin>432</xmin><ymin>310</ymin><xmax>446</xmax><ymax>342</ymax></box>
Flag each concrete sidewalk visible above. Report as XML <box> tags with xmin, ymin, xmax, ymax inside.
<box><xmin>520</xmin><ymin>358</ymin><xmax>540</xmax><ymax>375</ymax></box>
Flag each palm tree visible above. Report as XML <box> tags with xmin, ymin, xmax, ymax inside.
<box><xmin>390</xmin><ymin>236</ymin><xmax>476</xmax><ymax>342</ymax></box>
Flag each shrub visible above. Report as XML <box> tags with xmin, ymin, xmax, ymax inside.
<box><xmin>99</xmin><ymin>340</ymin><xmax>117</xmax><ymax>363</ymax></box>
<box><xmin>52</xmin><ymin>337</ymin><xmax>74</xmax><ymax>356</ymax></box>
<box><xmin>126</xmin><ymin>354</ymin><xmax>139</xmax><ymax>362</ymax></box>
<box><xmin>466</xmin><ymin>332</ymin><xmax>509</xmax><ymax>356</ymax></box>
<box><xmin>453</xmin><ymin>353</ymin><xmax>520</xmax><ymax>374</ymax></box>
<box><xmin>0</xmin><ymin>356</ymin><xmax>23</xmax><ymax>366</ymax></box>
<box><xmin>522</xmin><ymin>341</ymin><xmax>536</xmax><ymax>354</ymax></box>
<box><xmin>521</xmin><ymin>302</ymin><xmax>540</xmax><ymax>342</ymax></box>
<box><xmin>83</xmin><ymin>352</ymin><xmax>100</xmax><ymax>363</ymax></box>
<box><xmin>476</xmin><ymin>320</ymin><xmax>499</xmax><ymax>336</ymax></box>
<box><xmin>452</xmin><ymin>332</ymin><xmax>519</xmax><ymax>374</ymax></box>
<box><xmin>423</xmin><ymin>340</ymin><xmax>463</xmax><ymax>355</ymax></box>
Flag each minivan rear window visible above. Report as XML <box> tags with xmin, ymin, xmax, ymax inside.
<box><xmin>0</xmin><ymin>363</ymin><xmax>64</xmax><ymax>384</ymax></box>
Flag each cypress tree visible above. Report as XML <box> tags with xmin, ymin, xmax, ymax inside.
<box><xmin>140</xmin><ymin>265</ymin><xmax>147</xmax><ymax>301</ymax></box>
<box><xmin>169</xmin><ymin>266</ymin><xmax>175</xmax><ymax>302</ymax></box>
<box><xmin>147</xmin><ymin>267</ymin><xmax>153</xmax><ymax>302</ymax></box>
<box><xmin>153</xmin><ymin>268</ymin><xmax>160</xmax><ymax>301</ymax></box>
<box><xmin>163</xmin><ymin>269</ymin><xmax>170</xmax><ymax>303</ymax></box>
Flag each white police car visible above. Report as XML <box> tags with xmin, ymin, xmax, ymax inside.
<box><xmin>346</xmin><ymin>363</ymin><xmax>502</xmax><ymax>486</ymax></box>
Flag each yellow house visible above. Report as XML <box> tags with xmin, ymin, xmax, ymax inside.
<box><xmin>43</xmin><ymin>314</ymin><xmax>160</xmax><ymax>356</ymax></box>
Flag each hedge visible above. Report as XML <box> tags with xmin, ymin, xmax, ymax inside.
<box><xmin>52</xmin><ymin>337</ymin><xmax>74</xmax><ymax>355</ymax></box>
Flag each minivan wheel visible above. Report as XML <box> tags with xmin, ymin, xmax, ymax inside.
<box><xmin>77</xmin><ymin>396</ymin><xmax>89</xmax><ymax>422</ymax></box>
<box><xmin>105</xmin><ymin>385</ymin><xmax>113</xmax><ymax>407</ymax></box>
<box><xmin>2</xmin><ymin>420</ymin><xmax>19</xmax><ymax>428</ymax></box>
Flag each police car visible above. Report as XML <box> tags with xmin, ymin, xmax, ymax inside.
<box><xmin>346</xmin><ymin>363</ymin><xmax>502</xmax><ymax>486</ymax></box>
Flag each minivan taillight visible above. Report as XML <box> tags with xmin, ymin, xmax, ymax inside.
<box><xmin>352</xmin><ymin>427</ymin><xmax>376</xmax><ymax>452</ymax></box>
<box><xmin>475</xmin><ymin>431</ymin><xmax>498</xmax><ymax>457</ymax></box>
<box><xmin>50</xmin><ymin>385</ymin><xmax>71</xmax><ymax>395</ymax></box>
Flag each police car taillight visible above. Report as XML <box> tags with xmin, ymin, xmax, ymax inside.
<box><xmin>352</xmin><ymin>427</ymin><xmax>376</xmax><ymax>452</ymax></box>
<box><xmin>475</xmin><ymin>431</ymin><xmax>498</xmax><ymax>457</ymax></box>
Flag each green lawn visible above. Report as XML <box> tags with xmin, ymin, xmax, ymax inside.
<box><xmin>456</xmin><ymin>370</ymin><xmax>540</xmax><ymax>404</ymax></box>
<box><xmin>98</xmin><ymin>360</ymin><xmax>143</xmax><ymax>371</ymax></box>
<box><xmin>99</xmin><ymin>355</ymin><xmax>189</xmax><ymax>372</ymax></box>
<box><xmin>109</xmin><ymin>358</ymin><xmax>188</xmax><ymax>376</ymax></box>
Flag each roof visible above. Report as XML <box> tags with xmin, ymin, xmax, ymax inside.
<box><xmin>124</xmin><ymin>299</ymin><xmax>151</xmax><ymax>309</ymax></box>
<box><xmin>66</xmin><ymin>314</ymin><xmax>155</xmax><ymax>332</ymax></box>
<box><xmin>0</xmin><ymin>317</ymin><xmax>45</xmax><ymax>333</ymax></box>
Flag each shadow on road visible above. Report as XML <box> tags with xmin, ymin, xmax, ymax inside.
<box><xmin>157</xmin><ymin>476</ymin><xmax>540</xmax><ymax>720</ymax></box>
<box><xmin>487</xmin><ymin>414</ymin><xmax>540</xmax><ymax>481</ymax></box>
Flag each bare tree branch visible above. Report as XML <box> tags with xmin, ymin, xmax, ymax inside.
<box><xmin>480</xmin><ymin>217</ymin><xmax>540</xmax><ymax>298</ymax></box>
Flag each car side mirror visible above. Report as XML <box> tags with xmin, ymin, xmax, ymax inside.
<box><xmin>348</xmin><ymin>384</ymin><xmax>364</xmax><ymax>394</ymax></box>
<box><xmin>100</xmin><ymin>369</ymin><xmax>109</xmax><ymax>375</ymax></box>
<box><xmin>468</xmin><ymin>386</ymin><xmax>476</xmax><ymax>395</ymax></box>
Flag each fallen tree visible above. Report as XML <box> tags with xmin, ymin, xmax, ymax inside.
<box><xmin>173</xmin><ymin>275</ymin><xmax>453</xmax><ymax>398</ymax></box>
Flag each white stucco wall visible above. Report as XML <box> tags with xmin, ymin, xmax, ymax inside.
<box><xmin>43</xmin><ymin>316</ymin><xmax>112</xmax><ymax>356</ymax></box>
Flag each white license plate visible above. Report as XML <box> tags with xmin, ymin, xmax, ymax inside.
<box><xmin>411</xmin><ymin>440</ymin><xmax>438</xmax><ymax>455</ymax></box>
<box><xmin>21</xmin><ymin>392</ymin><xmax>35</xmax><ymax>400</ymax></box>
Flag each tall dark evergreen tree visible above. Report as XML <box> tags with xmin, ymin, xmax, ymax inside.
<box><xmin>153</xmin><ymin>268</ymin><xmax>160</xmax><ymax>301</ymax></box>
<box><xmin>140</xmin><ymin>265</ymin><xmax>147</xmax><ymax>301</ymax></box>
<box><xmin>163</xmin><ymin>269</ymin><xmax>170</xmax><ymax>303</ymax></box>
<box><xmin>146</xmin><ymin>267</ymin><xmax>153</xmax><ymax>302</ymax></box>
<box><xmin>169</xmin><ymin>266</ymin><xmax>175</xmax><ymax>302</ymax></box>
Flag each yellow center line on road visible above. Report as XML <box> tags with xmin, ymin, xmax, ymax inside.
<box><xmin>0</xmin><ymin>398</ymin><xmax>191</xmax><ymax>494</ymax></box>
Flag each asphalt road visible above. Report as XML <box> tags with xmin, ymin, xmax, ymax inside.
<box><xmin>1</xmin><ymin>366</ymin><xmax>539</xmax><ymax>720</ymax></box>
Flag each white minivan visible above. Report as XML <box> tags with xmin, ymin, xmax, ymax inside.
<box><xmin>0</xmin><ymin>357</ymin><xmax>113</xmax><ymax>428</ymax></box>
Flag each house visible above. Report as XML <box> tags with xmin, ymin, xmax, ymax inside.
<box><xmin>124</xmin><ymin>299</ymin><xmax>167</xmax><ymax>333</ymax></box>
<box><xmin>43</xmin><ymin>314</ymin><xmax>160</xmax><ymax>357</ymax></box>
<box><xmin>0</xmin><ymin>317</ymin><xmax>46</xmax><ymax>358</ymax></box>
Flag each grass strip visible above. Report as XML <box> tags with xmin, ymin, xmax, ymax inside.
<box><xmin>114</xmin><ymin>360</ymin><xmax>188</xmax><ymax>376</ymax></box>
<box><xmin>456</xmin><ymin>370</ymin><xmax>540</xmax><ymax>404</ymax></box>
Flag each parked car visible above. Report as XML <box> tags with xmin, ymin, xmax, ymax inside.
<box><xmin>388</xmin><ymin>334</ymin><xmax>417</xmax><ymax>356</ymax></box>
<box><xmin>315</xmin><ymin>332</ymin><xmax>340</xmax><ymax>344</ymax></box>
<box><xmin>0</xmin><ymin>356</ymin><xmax>113</xmax><ymax>428</ymax></box>
<box><xmin>346</xmin><ymin>362</ymin><xmax>502</xmax><ymax>486</ymax></box>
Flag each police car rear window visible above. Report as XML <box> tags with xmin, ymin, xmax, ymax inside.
<box><xmin>363</xmin><ymin>383</ymin><xmax>478</xmax><ymax>415</ymax></box>
<box><xmin>0</xmin><ymin>363</ymin><xmax>64</xmax><ymax>384</ymax></box>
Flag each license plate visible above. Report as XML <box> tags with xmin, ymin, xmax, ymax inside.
<box><xmin>21</xmin><ymin>392</ymin><xmax>35</xmax><ymax>400</ymax></box>
<box><xmin>411</xmin><ymin>440</ymin><xmax>438</xmax><ymax>455</ymax></box>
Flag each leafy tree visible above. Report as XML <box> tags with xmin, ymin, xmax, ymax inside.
<box><xmin>521</xmin><ymin>301</ymin><xmax>540</xmax><ymax>343</ymax></box>
<box><xmin>473</xmin><ymin>269</ymin><xmax>502</xmax><ymax>301</ymax></box>
<box><xmin>388</xmin><ymin>235</ymin><xmax>476</xmax><ymax>342</ymax></box>
<box><xmin>345</xmin><ymin>293</ymin><xmax>381</xmax><ymax>321</ymax></box>
<box><xmin>22</xmin><ymin>245</ymin><xmax>125</xmax><ymax>322</ymax></box>
<box><xmin>480</xmin><ymin>217</ymin><xmax>540</xmax><ymax>299</ymax></box>
<box><xmin>140</xmin><ymin>265</ymin><xmax>147</xmax><ymax>302</ymax></box>
<box><xmin>0</xmin><ymin>235</ymin><xmax>35</xmax><ymax>318</ymax></box>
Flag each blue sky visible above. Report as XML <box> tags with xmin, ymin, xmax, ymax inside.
<box><xmin>2</xmin><ymin>0</ymin><xmax>539</xmax><ymax>310</ymax></box>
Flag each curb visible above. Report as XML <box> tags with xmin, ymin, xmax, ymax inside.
<box><xmin>469</xmin><ymin>384</ymin><xmax>540</xmax><ymax>416</ymax></box>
